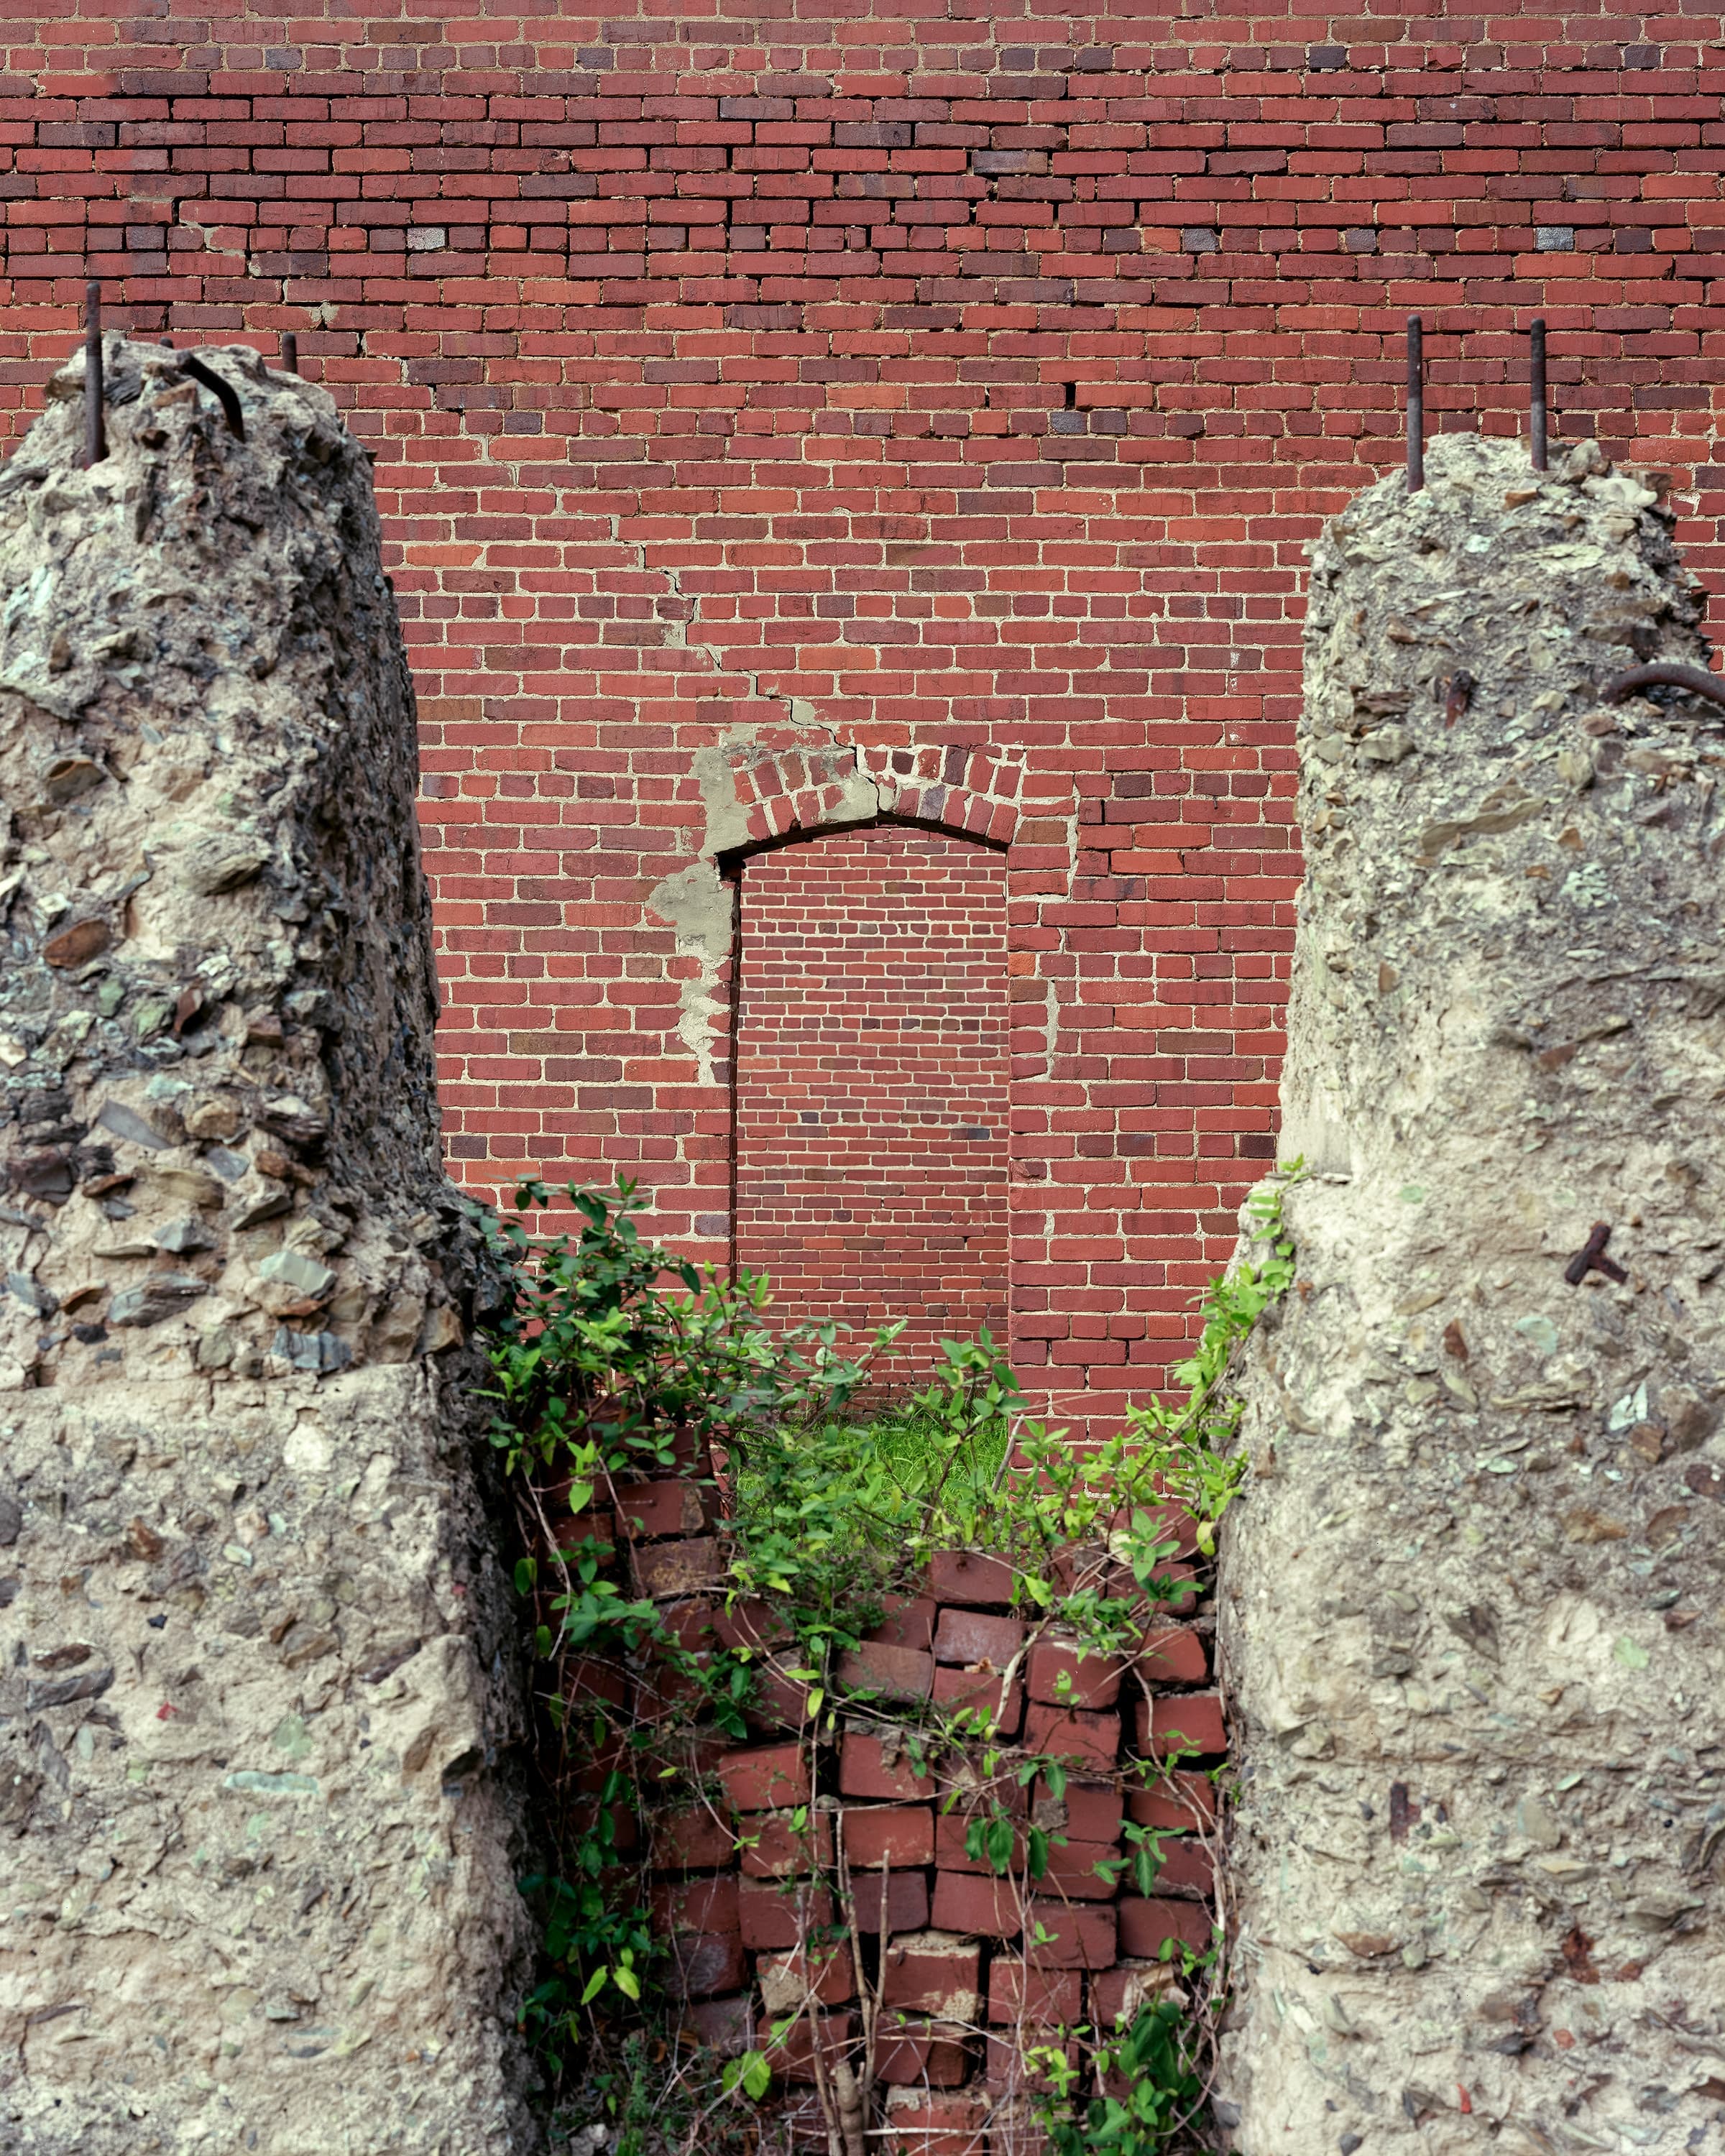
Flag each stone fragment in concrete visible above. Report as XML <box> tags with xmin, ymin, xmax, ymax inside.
<box><xmin>1217</xmin><ymin>434</ymin><xmax>1724</xmax><ymax>2154</ymax></box>
<box><xmin>0</xmin><ymin>338</ymin><xmax>530</xmax><ymax>2151</ymax></box>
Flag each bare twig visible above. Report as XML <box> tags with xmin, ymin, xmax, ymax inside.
<box><xmin>793</xmin><ymin>1871</ymin><xmax>848</xmax><ymax>2156</ymax></box>
<box><xmin>834</xmin><ymin>1824</ymin><xmax>881</xmax><ymax>2113</ymax></box>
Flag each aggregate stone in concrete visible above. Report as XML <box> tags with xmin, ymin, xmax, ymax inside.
<box><xmin>0</xmin><ymin>338</ymin><xmax>532</xmax><ymax>2152</ymax></box>
<box><xmin>1217</xmin><ymin>433</ymin><xmax>1725</xmax><ymax>2154</ymax></box>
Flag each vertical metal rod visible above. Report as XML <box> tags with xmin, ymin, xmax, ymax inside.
<box><xmin>1530</xmin><ymin>317</ymin><xmax>1548</xmax><ymax>471</ymax></box>
<box><xmin>1406</xmin><ymin>315</ymin><xmax>1424</xmax><ymax>494</ymax></box>
<box><xmin>83</xmin><ymin>280</ymin><xmax>107</xmax><ymax>468</ymax></box>
<box><xmin>282</xmin><ymin>332</ymin><xmax>299</xmax><ymax>375</ymax></box>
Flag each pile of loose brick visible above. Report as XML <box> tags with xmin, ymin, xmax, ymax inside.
<box><xmin>566</xmin><ymin>1465</ymin><xmax>1226</xmax><ymax>2152</ymax></box>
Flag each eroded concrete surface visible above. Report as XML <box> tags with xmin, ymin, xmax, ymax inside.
<box><xmin>1218</xmin><ymin>434</ymin><xmax>1724</xmax><ymax>2155</ymax></box>
<box><xmin>0</xmin><ymin>340</ymin><xmax>531</xmax><ymax>2151</ymax></box>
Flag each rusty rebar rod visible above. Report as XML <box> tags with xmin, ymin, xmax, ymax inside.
<box><xmin>180</xmin><ymin>354</ymin><xmax>246</xmax><ymax>442</ymax></box>
<box><xmin>1564</xmin><ymin>1222</ymin><xmax>1628</xmax><ymax>1286</ymax></box>
<box><xmin>282</xmin><ymin>332</ymin><xmax>298</xmax><ymax>375</ymax></box>
<box><xmin>1406</xmin><ymin>315</ymin><xmax>1424</xmax><ymax>494</ymax></box>
<box><xmin>1530</xmin><ymin>318</ymin><xmax>1548</xmax><ymax>471</ymax></box>
<box><xmin>83</xmin><ymin>280</ymin><xmax>106</xmax><ymax>468</ymax></box>
<box><xmin>1602</xmin><ymin>661</ymin><xmax>1725</xmax><ymax>712</ymax></box>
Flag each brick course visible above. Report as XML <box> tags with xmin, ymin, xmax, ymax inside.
<box><xmin>4</xmin><ymin>14</ymin><xmax>1717</xmax><ymax>1426</ymax></box>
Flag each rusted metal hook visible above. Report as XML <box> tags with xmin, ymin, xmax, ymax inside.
<box><xmin>1529</xmin><ymin>318</ymin><xmax>1547</xmax><ymax>472</ymax></box>
<box><xmin>83</xmin><ymin>280</ymin><xmax>106</xmax><ymax>468</ymax></box>
<box><xmin>1602</xmin><ymin>662</ymin><xmax>1725</xmax><ymax>713</ymax></box>
<box><xmin>1406</xmin><ymin>315</ymin><xmax>1424</xmax><ymax>494</ymax></box>
<box><xmin>178</xmin><ymin>354</ymin><xmax>246</xmax><ymax>442</ymax></box>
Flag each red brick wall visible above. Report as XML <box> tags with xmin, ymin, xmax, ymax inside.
<box><xmin>6</xmin><ymin>9</ymin><xmax>1721</xmax><ymax>1424</ymax></box>
<box><xmin>735</xmin><ymin>826</ymin><xmax>1009</xmax><ymax>1369</ymax></box>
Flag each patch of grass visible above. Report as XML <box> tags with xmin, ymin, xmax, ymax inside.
<box><xmin>720</xmin><ymin>1332</ymin><xmax>1018</xmax><ymax>1639</ymax></box>
<box><xmin>869</xmin><ymin>1397</ymin><xmax>1011</xmax><ymax>1500</ymax></box>
<box><xmin>732</xmin><ymin>1396</ymin><xmax>1008</xmax><ymax>1540</ymax></box>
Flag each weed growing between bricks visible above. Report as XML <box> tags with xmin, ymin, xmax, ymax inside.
<box><xmin>479</xmin><ymin>1172</ymin><xmax>1301</xmax><ymax>2155</ymax></box>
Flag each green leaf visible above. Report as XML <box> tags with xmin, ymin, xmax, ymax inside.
<box><xmin>612</xmin><ymin>1963</ymin><xmax>640</xmax><ymax>2001</ymax></box>
<box><xmin>579</xmin><ymin>1968</ymin><xmax>608</xmax><ymax>2004</ymax></box>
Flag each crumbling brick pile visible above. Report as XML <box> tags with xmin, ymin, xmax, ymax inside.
<box><xmin>561</xmin><ymin>1463</ymin><xmax>1228</xmax><ymax>2153</ymax></box>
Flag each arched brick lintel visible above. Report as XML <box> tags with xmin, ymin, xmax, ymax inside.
<box><xmin>712</xmin><ymin>742</ymin><xmax>1022</xmax><ymax>866</ymax></box>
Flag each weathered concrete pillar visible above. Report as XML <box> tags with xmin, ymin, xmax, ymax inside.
<box><xmin>0</xmin><ymin>341</ymin><xmax>530</xmax><ymax>2150</ymax></box>
<box><xmin>1218</xmin><ymin>434</ymin><xmax>1724</xmax><ymax>2154</ymax></box>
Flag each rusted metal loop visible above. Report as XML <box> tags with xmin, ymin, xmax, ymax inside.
<box><xmin>179</xmin><ymin>354</ymin><xmax>246</xmax><ymax>442</ymax></box>
<box><xmin>1529</xmin><ymin>318</ymin><xmax>1547</xmax><ymax>473</ymax></box>
<box><xmin>1406</xmin><ymin>315</ymin><xmax>1424</xmax><ymax>494</ymax></box>
<box><xmin>1602</xmin><ymin>661</ymin><xmax>1725</xmax><ymax>711</ymax></box>
<box><xmin>84</xmin><ymin>280</ymin><xmax>107</xmax><ymax>469</ymax></box>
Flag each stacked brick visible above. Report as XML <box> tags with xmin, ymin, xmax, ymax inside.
<box><xmin>600</xmin><ymin>1479</ymin><xmax>1226</xmax><ymax>2153</ymax></box>
<box><xmin>735</xmin><ymin>826</ymin><xmax>1011</xmax><ymax>1365</ymax></box>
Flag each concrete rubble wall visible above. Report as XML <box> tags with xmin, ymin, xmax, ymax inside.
<box><xmin>0</xmin><ymin>338</ymin><xmax>532</xmax><ymax>2151</ymax></box>
<box><xmin>1217</xmin><ymin>433</ymin><xmax>1725</xmax><ymax>2153</ymax></box>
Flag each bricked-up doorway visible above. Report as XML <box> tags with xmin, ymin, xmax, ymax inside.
<box><xmin>733</xmin><ymin>824</ymin><xmax>1009</xmax><ymax>1379</ymax></box>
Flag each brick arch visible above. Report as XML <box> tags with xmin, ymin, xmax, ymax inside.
<box><xmin>714</xmin><ymin>741</ymin><xmax>1026</xmax><ymax>860</ymax></box>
